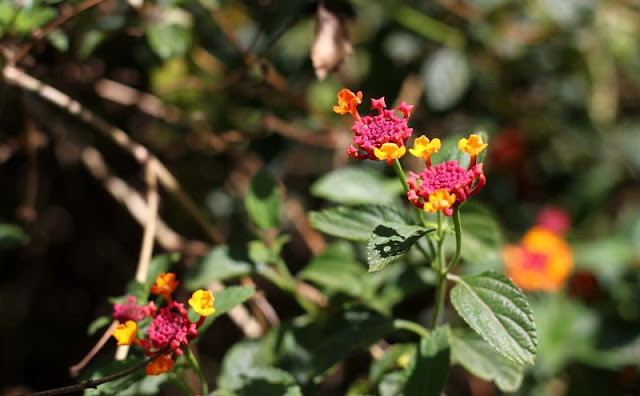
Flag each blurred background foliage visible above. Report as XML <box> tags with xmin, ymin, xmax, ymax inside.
<box><xmin>1</xmin><ymin>0</ymin><xmax>639</xmax><ymax>395</ymax></box>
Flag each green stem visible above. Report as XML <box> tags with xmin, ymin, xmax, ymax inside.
<box><xmin>392</xmin><ymin>159</ymin><xmax>429</xmax><ymax>229</ymax></box>
<box><xmin>431</xmin><ymin>212</ymin><xmax>447</xmax><ymax>329</ymax></box>
<box><xmin>274</xmin><ymin>258</ymin><xmax>318</xmax><ymax>316</ymax></box>
<box><xmin>185</xmin><ymin>347</ymin><xmax>208</xmax><ymax>395</ymax></box>
<box><xmin>445</xmin><ymin>206</ymin><xmax>462</xmax><ymax>274</ymax></box>
<box><xmin>393</xmin><ymin>319</ymin><xmax>430</xmax><ymax>338</ymax></box>
<box><xmin>394</xmin><ymin>6</ymin><xmax>466</xmax><ymax>50</ymax></box>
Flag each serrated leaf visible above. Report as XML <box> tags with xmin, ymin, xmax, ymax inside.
<box><xmin>245</xmin><ymin>168</ymin><xmax>281</xmax><ymax>230</ymax></box>
<box><xmin>311</xmin><ymin>166</ymin><xmax>402</xmax><ymax>205</ymax></box>
<box><xmin>309</xmin><ymin>205</ymin><xmax>411</xmax><ymax>241</ymax></box>
<box><xmin>196</xmin><ymin>286</ymin><xmax>256</xmax><ymax>336</ymax></box>
<box><xmin>218</xmin><ymin>340</ymin><xmax>271</xmax><ymax>390</ymax></box>
<box><xmin>235</xmin><ymin>366</ymin><xmax>302</xmax><ymax>396</ymax></box>
<box><xmin>449</xmin><ymin>272</ymin><xmax>537</xmax><ymax>365</ymax></box>
<box><xmin>422</xmin><ymin>48</ymin><xmax>470</xmax><ymax>111</ymax></box>
<box><xmin>404</xmin><ymin>326</ymin><xmax>450</xmax><ymax>396</ymax></box>
<box><xmin>298</xmin><ymin>242</ymin><xmax>367</xmax><ymax>297</ymax></box>
<box><xmin>367</xmin><ymin>223</ymin><xmax>433</xmax><ymax>272</ymax></box>
<box><xmin>0</xmin><ymin>223</ymin><xmax>29</xmax><ymax>252</ymax></box>
<box><xmin>185</xmin><ymin>246</ymin><xmax>252</xmax><ymax>289</ymax></box>
<box><xmin>450</xmin><ymin>329</ymin><xmax>524</xmax><ymax>392</ymax></box>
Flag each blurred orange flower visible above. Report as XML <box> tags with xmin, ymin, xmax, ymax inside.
<box><xmin>503</xmin><ymin>226</ymin><xmax>573</xmax><ymax>292</ymax></box>
<box><xmin>150</xmin><ymin>273</ymin><xmax>179</xmax><ymax>295</ymax></box>
<box><xmin>146</xmin><ymin>354</ymin><xmax>174</xmax><ymax>376</ymax></box>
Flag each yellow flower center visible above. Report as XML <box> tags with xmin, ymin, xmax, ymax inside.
<box><xmin>423</xmin><ymin>189</ymin><xmax>456</xmax><ymax>213</ymax></box>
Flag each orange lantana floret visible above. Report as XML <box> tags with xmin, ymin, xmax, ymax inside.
<box><xmin>503</xmin><ymin>226</ymin><xmax>573</xmax><ymax>292</ymax></box>
<box><xmin>113</xmin><ymin>320</ymin><xmax>138</xmax><ymax>346</ymax></box>
<box><xmin>373</xmin><ymin>142</ymin><xmax>406</xmax><ymax>164</ymax></box>
<box><xmin>458</xmin><ymin>134</ymin><xmax>488</xmax><ymax>157</ymax></box>
<box><xmin>150</xmin><ymin>273</ymin><xmax>179</xmax><ymax>295</ymax></box>
<box><xmin>146</xmin><ymin>354</ymin><xmax>175</xmax><ymax>376</ymax></box>
<box><xmin>188</xmin><ymin>289</ymin><xmax>215</xmax><ymax>317</ymax></box>
<box><xmin>333</xmin><ymin>88</ymin><xmax>363</xmax><ymax>118</ymax></box>
<box><xmin>423</xmin><ymin>189</ymin><xmax>456</xmax><ymax>215</ymax></box>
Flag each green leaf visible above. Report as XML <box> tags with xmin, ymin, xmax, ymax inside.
<box><xmin>218</xmin><ymin>340</ymin><xmax>275</xmax><ymax>390</ymax></box>
<box><xmin>147</xmin><ymin>23</ymin><xmax>192</xmax><ymax>60</ymax></box>
<box><xmin>378</xmin><ymin>371</ymin><xmax>405</xmax><ymax>396</ymax></box>
<box><xmin>46</xmin><ymin>29</ymin><xmax>68</xmax><ymax>52</ymax></box>
<box><xmin>13</xmin><ymin>5</ymin><xmax>57</xmax><ymax>35</ymax></box>
<box><xmin>422</xmin><ymin>48</ymin><xmax>470</xmax><ymax>111</ymax></box>
<box><xmin>234</xmin><ymin>367</ymin><xmax>302</xmax><ymax>396</ymax></box>
<box><xmin>367</xmin><ymin>223</ymin><xmax>433</xmax><ymax>272</ymax></box>
<box><xmin>245</xmin><ymin>168</ymin><xmax>281</xmax><ymax>230</ymax></box>
<box><xmin>369</xmin><ymin>343</ymin><xmax>415</xmax><ymax>384</ymax></box>
<box><xmin>449</xmin><ymin>272</ymin><xmax>537</xmax><ymax>365</ymax></box>
<box><xmin>450</xmin><ymin>329</ymin><xmax>524</xmax><ymax>392</ymax></box>
<box><xmin>87</xmin><ymin>316</ymin><xmax>111</xmax><ymax>336</ymax></box>
<box><xmin>309</xmin><ymin>205</ymin><xmax>411</xmax><ymax>241</ymax></box>
<box><xmin>0</xmin><ymin>223</ymin><xmax>29</xmax><ymax>252</ymax></box>
<box><xmin>185</xmin><ymin>246</ymin><xmax>252</xmax><ymax>289</ymax></box>
<box><xmin>298</xmin><ymin>242</ymin><xmax>367</xmax><ymax>297</ymax></box>
<box><xmin>196</xmin><ymin>286</ymin><xmax>256</xmax><ymax>335</ymax></box>
<box><xmin>311</xmin><ymin>166</ymin><xmax>402</xmax><ymax>205</ymax></box>
<box><xmin>404</xmin><ymin>326</ymin><xmax>451</xmax><ymax>396</ymax></box>
<box><xmin>531</xmin><ymin>294</ymin><xmax>598</xmax><ymax>375</ymax></box>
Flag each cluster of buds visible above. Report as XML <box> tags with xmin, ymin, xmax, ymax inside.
<box><xmin>333</xmin><ymin>88</ymin><xmax>414</xmax><ymax>164</ymax></box>
<box><xmin>111</xmin><ymin>273</ymin><xmax>215</xmax><ymax>375</ymax></box>
<box><xmin>333</xmin><ymin>88</ymin><xmax>488</xmax><ymax>216</ymax></box>
<box><xmin>407</xmin><ymin>135</ymin><xmax>487</xmax><ymax>216</ymax></box>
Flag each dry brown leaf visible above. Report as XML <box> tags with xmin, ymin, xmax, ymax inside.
<box><xmin>311</xmin><ymin>2</ymin><xmax>352</xmax><ymax>80</ymax></box>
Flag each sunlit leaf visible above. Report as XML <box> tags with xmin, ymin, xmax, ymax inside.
<box><xmin>367</xmin><ymin>223</ymin><xmax>433</xmax><ymax>272</ymax></box>
<box><xmin>309</xmin><ymin>205</ymin><xmax>411</xmax><ymax>241</ymax></box>
<box><xmin>450</xmin><ymin>272</ymin><xmax>537</xmax><ymax>365</ymax></box>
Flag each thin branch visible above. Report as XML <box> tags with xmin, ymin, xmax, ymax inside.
<box><xmin>262</xmin><ymin>113</ymin><xmax>337</xmax><ymax>149</ymax></box>
<box><xmin>25</xmin><ymin>345</ymin><xmax>172</xmax><ymax>396</ymax></box>
<box><xmin>16</xmin><ymin>120</ymin><xmax>39</xmax><ymax>222</ymax></box>
<box><xmin>12</xmin><ymin>0</ymin><xmax>109</xmax><ymax>64</ymax></box>
<box><xmin>135</xmin><ymin>159</ymin><xmax>160</xmax><ymax>283</ymax></box>
<box><xmin>69</xmin><ymin>321</ymin><xmax>119</xmax><ymax>378</ymax></box>
<box><xmin>2</xmin><ymin>65</ymin><xmax>224</xmax><ymax>245</ymax></box>
<box><xmin>80</xmin><ymin>147</ymin><xmax>207</xmax><ymax>255</ymax></box>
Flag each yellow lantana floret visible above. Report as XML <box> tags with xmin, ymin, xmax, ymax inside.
<box><xmin>409</xmin><ymin>135</ymin><xmax>441</xmax><ymax>159</ymax></box>
<box><xmin>188</xmin><ymin>289</ymin><xmax>216</xmax><ymax>317</ymax></box>
<box><xmin>113</xmin><ymin>320</ymin><xmax>138</xmax><ymax>346</ymax></box>
<box><xmin>150</xmin><ymin>272</ymin><xmax>179</xmax><ymax>295</ymax></box>
<box><xmin>458</xmin><ymin>134</ymin><xmax>488</xmax><ymax>157</ymax></box>
<box><xmin>423</xmin><ymin>189</ymin><xmax>456</xmax><ymax>213</ymax></box>
<box><xmin>373</xmin><ymin>143</ymin><xmax>406</xmax><ymax>164</ymax></box>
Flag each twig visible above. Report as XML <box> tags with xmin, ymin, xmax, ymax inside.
<box><xmin>12</xmin><ymin>0</ymin><xmax>108</xmax><ymax>64</ymax></box>
<box><xmin>69</xmin><ymin>321</ymin><xmax>119</xmax><ymax>378</ymax></box>
<box><xmin>94</xmin><ymin>78</ymin><xmax>182</xmax><ymax>123</ymax></box>
<box><xmin>16</xmin><ymin>120</ymin><xmax>39</xmax><ymax>222</ymax></box>
<box><xmin>2</xmin><ymin>65</ymin><xmax>224</xmax><ymax>245</ymax></box>
<box><xmin>262</xmin><ymin>113</ymin><xmax>337</xmax><ymax>148</ymax></box>
<box><xmin>116</xmin><ymin>159</ymin><xmax>160</xmax><ymax>361</ymax></box>
<box><xmin>135</xmin><ymin>159</ymin><xmax>160</xmax><ymax>283</ymax></box>
<box><xmin>284</xmin><ymin>198</ymin><xmax>326</xmax><ymax>255</ymax></box>
<box><xmin>25</xmin><ymin>345</ymin><xmax>171</xmax><ymax>396</ymax></box>
<box><xmin>80</xmin><ymin>147</ymin><xmax>207</xmax><ymax>255</ymax></box>
<box><xmin>240</xmin><ymin>277</ymin><xmax>280</xmax><ymax>327</ymax></box>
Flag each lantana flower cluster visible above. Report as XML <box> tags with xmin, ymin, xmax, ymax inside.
<box><xmin>111</xmin><ymin>273</ymin><xmax>215</xmax><ymax>375</ymax></box>
<box><xmin>502</xmin><ymin>207</ymin><xmax>574</xmax><ymax>292</ymax></box>
<box><xmin>334</xmin><ymin>88</ymin><xmax>488</xmax><ymax>216</ymax></box>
